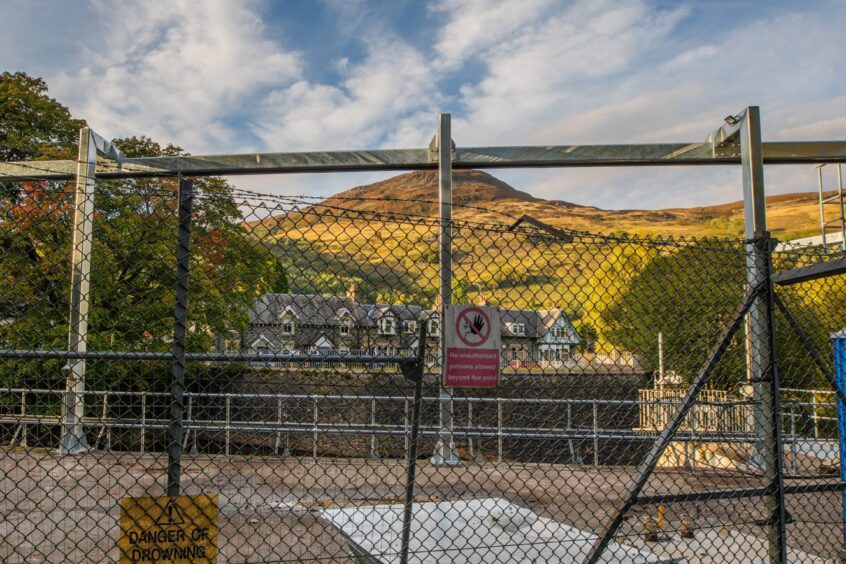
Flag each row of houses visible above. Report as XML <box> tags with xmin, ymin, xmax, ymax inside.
<box><xmin>242</xmin><ymin>283</ymin><xmax>584</xmax><ymax>368</ymax></box>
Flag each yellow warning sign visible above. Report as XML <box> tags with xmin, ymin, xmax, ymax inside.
<box><xmin>119</xmin><ymin>493</ymin><xmax>218</xmax><ymax>563</ymax></box>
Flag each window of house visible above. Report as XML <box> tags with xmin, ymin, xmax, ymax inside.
<box><xmin>427</xmin><ymin>317</ymin><xmax>440</xmax><ymax>336</ymax></box>
<box><xmin>257</xmin><ymin>346</ymin><xmax>271</xmax><ymax>356</ymax></box>
<box><xmin>510</xmin><ymin>346</ymin><xmax>525</xmax><ymax>361</ymax></box>
<box><xmin>509</xmin><ymin>323</ymin><xmax>525</xmax><ymax>335</ymax></box>
<box><xmin>385</xmin><ymin>345</ymin><xmax>397</xmax><ymax>356</ymax></box>
<box><xmin>282</xmin><ymin>317</ymin><xmax>295</xmax><ymax>335</ymax></box>
<box><xmin>404</xmin><ymin>320</ymin><xmax>417</xmax><ymax>334</ymax></box>
<box><xmin>379</xmin><ymin>316</ymin><xmax>396</xmax><ymax>335</ymax></box>
<box><xmin>551</xmin><ymin>326</ymin><xmax>563</xmax><ymax>339</ymax></box>
<box><xmin>340</xmin><ymin>319</ymin><xmax>351</xmax><ymax>336</ymax></box>
<box><xmin>559</xmin><ymin>348</ymin><xmax>570</xmax><ymax>361</ymax></box>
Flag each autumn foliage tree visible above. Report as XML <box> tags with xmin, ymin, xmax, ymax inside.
<box><xmin>0</xmin><ymin>73</ymin><xmax>287</xmax><ymax>389</ymax></box>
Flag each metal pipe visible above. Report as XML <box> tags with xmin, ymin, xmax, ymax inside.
<box><xmin>593</xmin><ymin>401</ymin><xmax>599</xmax><ymax>469</ymax></box>
<box><xmin>140</xmin><ymin>392</ymin><xmax>146</xmax><ymax>454</ymax></box>
<box><xmin>432</xmin><ymin>113</ymin><xmax>459</xmax><ymax>466</ymax></box>
<box><xmin>819</xmin><ymin>165</ymin><xmax>828</xmax><ymax>248</ymax></box>
<box><xmin>275</xmin><ymin>398</ymin><xmax>282</xmax><ymax>455</ymax></box>
<box><xmin>313</xmin><ymin>398</ymin><xmax>318</xmax><ymax>464</ymax></box>
<box><xmin>370</xmin><ymin>398</ymin><xmax>378</xmax><ymax>459</ymax></box>
<box><xmin>225</xmin><ymin>396</ymin><xmax>231</xmax><ymax>458</ymax></box>
<box><xmin>497</xmin><ymin>399</ymin><xmax>503</xmax><ymax>464</ymax></box>
<box><xmin>167</xmin><ymin>177</ymin><xmax>193</xmax><ymax>497</ymax></box>
<box><xmin>59</xmin><ymin>127</ymin><xmax>97</xmax><ymax>454</ymax></box>
<box><xmin>763</xmin><ymin>241</ymin><xmax>788</xmax><ymax>563</ymax></box>
<box><xmin>399</xmin><ymin>323</ymin><xmax>427</xmax><ymax>564</ymax></box>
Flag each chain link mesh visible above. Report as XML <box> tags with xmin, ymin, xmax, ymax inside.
<box><xmin>0</xmin><ymin>173</ymin><xmax>844</xmax><ymax>562</ymax></box>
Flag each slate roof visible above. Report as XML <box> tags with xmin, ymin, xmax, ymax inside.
<box><xmin>250</xmin><ymin>294</ymin><xmax>579</xmax><ymax>344</ymax></box>
<box><xmin>250</xmin><ymin>294</ymin><xmax>429</xmax><ymax>328</ymax></box>
<box><xmin>250</xmin><ymin>294</ymin><xmax>373</xmax><ymax>326</ymax></box>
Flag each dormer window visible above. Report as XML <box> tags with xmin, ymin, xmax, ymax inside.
<box><xmin>508</xmin><ymin>322</ymin><xmax>525</xmax><ymax>336</ymax></box>
<box><xmin>340</xmin><ymin>319</ymin><xmax>351</xmax><ymax>336</ymax></box>
<box><xmin>551</xmin><ymin>326</ymin><xmax>563</xmax><ymax>339</ymax></box>
<box><xmin>282</xmin><ymin>317</ymin><xmax>295</xmax><ymax>335</ymax></box>
<box><xmin>427</xmin><ymin>316</ymin><xmax>440</xmax><ymax>337</ymax></box>
<box><xmin>404</xmin><ymin>320</ymin><xmax>417</xmax><ymax>334</ymax></box>
<box><xmin>379</xmin><ymin>316</ymin><xmax>396</xmax><ymax>335</ymax></box>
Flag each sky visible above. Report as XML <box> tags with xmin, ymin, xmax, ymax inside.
<box><xmin>2</xmin><ymin>0</ymin><xmax>845</xmax><ymax>210</ymax></box>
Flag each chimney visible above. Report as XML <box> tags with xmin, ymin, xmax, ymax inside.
<box><xmin>478</xmin><ymin>294</ymin><xmax>488</xmax><ymax>306</ymax></box>
<box><xmin>346</xmin><ymin>280</ymin><xmax>358</xmax><ymax>302</ymax></box>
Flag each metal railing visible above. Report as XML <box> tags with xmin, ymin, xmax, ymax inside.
<box><xmin>1</xmin><ymin>387</ymin><xmax>833</xmax><ymax>466</ymax></box>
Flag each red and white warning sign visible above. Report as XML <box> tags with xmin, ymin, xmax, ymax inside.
<box><xmin>444</xmin><ymin>305</ymin><xmax>501</xmax><ymax>388</ymax></box>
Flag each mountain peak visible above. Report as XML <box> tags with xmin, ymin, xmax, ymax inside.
<box><xmin>322</xmin><ymin>169</ymin><xmax>578</xmax><ymax>217</ymax></box>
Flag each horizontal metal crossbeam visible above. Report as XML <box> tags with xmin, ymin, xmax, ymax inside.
<box><xmin>773</xmin><ymin>258</ymin><xmax>846</xmax><ymax>286</ymax></box>
<box><xmin>0</xmin><ymin>348</ymin><xmax>417</xmax><ymax>365</ymax></box>
<box><xmin>635</xmin><ymin>482</ymin><xmax>846</xmax><ymax>505</ymax></box>
<box><xmin>3</xmin><ymin>141</ymin><xmax>846</xmax><ymax>181</ymax></box>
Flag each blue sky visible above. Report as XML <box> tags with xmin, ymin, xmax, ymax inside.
<box><xmin>2</xmin><ymin>0</ymin><xmax>845</xmax><ymax>210</ymax></box>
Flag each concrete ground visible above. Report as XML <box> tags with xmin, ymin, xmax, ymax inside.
<box><xmin>0</xmin><ymin>448</ymin><xmax>841</xmax><ymax>562</ymax></box>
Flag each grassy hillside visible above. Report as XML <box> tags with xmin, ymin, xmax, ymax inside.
<box><xmin>242</xmin><ymin>170</ymin><xmax>837</xmax><ymax>358</ymax></box>
<box><xmin>309</xmin><ymin>169</ymin><xmax>829</xmax><ymax>240</ymax></box>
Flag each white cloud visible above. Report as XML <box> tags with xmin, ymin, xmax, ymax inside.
<box><xmin>431</xmin><ymin>0</ymin><xmax>555</xmax><ymax>70</ymax></box>
<box><xmin>51</xmin><ymin>0</ymin><xmax>301</xmax><ymax>153</ymax></box>
<box><xmin>7</xmin><ymin>0</ymin><xmax>845</xmax><ymax>213</ymax></box>
<box><xmin>443</xmin><ymin>0</ymin><xmax>846</xmax><ymax>209</ymax></box>
<box><xmin>252</xmin><ymin>36</ymin><xmax>440</xmax><ymax>151</ymax></box>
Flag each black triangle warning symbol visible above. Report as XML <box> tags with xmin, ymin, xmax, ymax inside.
<box><xmin>156</xmin><ymin>499</ymin><xmax>186</xmax><ymax>526</ymax></box>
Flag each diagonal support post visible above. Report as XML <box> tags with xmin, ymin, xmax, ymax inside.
<box><xmin>583</xmin><ymin>284</ymin><xmax>763</xmax><ymax>564</ymax></box>
<box><xmin>773</xmin><ymin>293</ymin><xmax>846</xmax><ymax>407</ymax></box>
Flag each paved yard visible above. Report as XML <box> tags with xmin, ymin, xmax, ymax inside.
<box><xmin>0</xmin><ymin>448</ymin><xmax>840</xmax><ymax>562</ymax></box>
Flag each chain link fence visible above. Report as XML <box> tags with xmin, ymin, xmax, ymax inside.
<box><xmin>0</xmin><ymin>172</ymin><xmax>844</xmax><ymax>562</ymax></box>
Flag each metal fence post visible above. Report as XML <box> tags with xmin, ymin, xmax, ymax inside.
<box><xmin>59</xmin><ymin>127</ymin><xmax>97</xmax><ymax>454</ymax></box>
<box><xmin>399</xmin><ymin>323</ymin><xmax>428</xmax><ymax>564</ymax></box>
<box><xmin>432</xmin><ymin>113</ymin><xmax>459</xmax><ymax>466</ymax></box>
<box><xmin>739</xmin><ymin>106</ymin><xmax>786</xmax><ymax>563</ymax></box>
<box><xmin>763</xmin><ymin>234</ymin><xmax>788</xmax><ymax>563</ymax></box>
<box><xmin>312</xmin><ymin>397</ymin><xmax>318</xmax><ymax>464</ymax></box>
<box><xmin>497</xmin><ymin>399</ymin><xmax>503</xmax><ymax>464</ymax></box>
<box><xmin>467</xmin><ymin>401</ymin><xmax>473</xmax><ymax>459</ymax></box>
<box><xmin>370</xmin><ymin>397</ymin><xmax>379</xmax><ymax>459</ymax></box>
<box><xmin>140</xmin><ymin>391</ymin><xmax>147</xmax><ymax>454</ymax></box>
<box><xmin>167</xmin><ymin>177</ymin><xmax>193</xmax><ymax>497</ymax></box>
<box><xmin>225</xmin><ymin>395</ymin><xmax>231</xmax><ymax>459</ymax></box>
<box><xmin>593</xmin><ymin>400</ymin><xmax>599</xmax><ymax>469</ymax></box>
<box><xmin>275</xmin><ymin>397</ymin><xmax>282</xmax><ymax>455</ymax></box>
<box><xmin>19</xmin><ymin>391</ymin><xmax>27</xmax><ymax>447</ymax></box>
<box><xmin>811</xmin><ymin>393</ymin><xmax>818</xmax><ymax>439</ymax></box>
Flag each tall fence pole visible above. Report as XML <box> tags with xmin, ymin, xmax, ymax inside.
<box><xmin>432</xmin><ymin>113</ymin><xmax>459</xmax><ymax>466</ymax></box>
<box><xmin>59</xmin><ymin>127</ymin><xmax>97</xmax><ymax>454</ymax></box>
<box><xmin>763</xmin><ymin>239</ymin><xmax>787</xmax><ymax>563</ymax></box>
<box><xmin>740</xmin><ymin>106</ymin><xmax>785</xmax><ymax>563</ymax></box>
<box><xmin>399</xmin><ymin>323</ymin><xmax>428</xmax><ymax>564</ymax></box>
<box><xmin>833</xmin><ymin>332</ymin><xmax>846</xmax><ymax>552</ymax></box>
<box><xmin>167</xmin><ymin>177</ymin><xmax>193</xmax><ymax>497</ymax></box>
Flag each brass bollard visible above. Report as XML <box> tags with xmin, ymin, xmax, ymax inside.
<box><xmin>680</xmin><ymin>514</ymin><xmax>695</xmax><ymax>539</ymax></box>
<box><xmin>644</xmin><ymin>517</ymin><xmax>659</xmax><ymax>542</ymax></box>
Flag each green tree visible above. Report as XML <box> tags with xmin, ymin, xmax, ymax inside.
<box><xmin>0</xmin><ymin>72</ymin><xmax>84</xmax><ymax>161</ymax></box>
<box><xmin>0</xmin><ymin>73</ymin><xmax>286</xmax><ymax>390</ymax></box>
<box><xmin>603</xmin><ymin>241</ymin><xmax>834</xmax><ymax>390</ymax></box>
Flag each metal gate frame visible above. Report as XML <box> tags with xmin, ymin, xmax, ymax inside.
<box><xmin>3</xmin><ymin>105</ymin><xmax>846</xmax><ymax>563</ymax></box>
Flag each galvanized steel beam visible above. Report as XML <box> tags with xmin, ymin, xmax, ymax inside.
<box><xmin>3</xmin><ymin>142</ymin><xmax>846</xmax><ymax>181</ymax></box>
